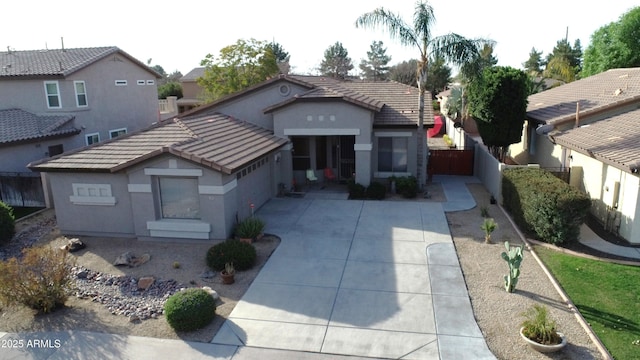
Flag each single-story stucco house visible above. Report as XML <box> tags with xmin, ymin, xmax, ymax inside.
<box><xmin>29</xmin><ymin>75</ymin><xmax>432</xmax><ymax>240</ymax></box>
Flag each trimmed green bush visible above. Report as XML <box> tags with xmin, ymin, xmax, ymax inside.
<box><xmin>502</xmin><ymin>167</ymin><xmax>591</xmax><ymax>245</ymax></box>
<box><xmin>0</xmin><ymin>246</ymin><xmax>74</xmax><ymax>313</ymax></box>
<box><xmin>206</xmin><ymin>240</ymin><xmax>256</xmax><ymax>271</ymax></box>
<box><xmin>365</xmin><ymin>181</ymin><xmax>387</xmax><ymax>200</ymax></box>
<box><xmin>0</xmin><ymin>202</ymin><xmax>15</xmax><ymax>245</ymax></box>
<box><xmin>235</xmin><ymin>217</ymin><xmax>265</xmax><ymax>239</ymax></box>
<box><xmin>347</xmin><ymin>179</ymin><xmax>366</xmax><ymax>199</ymax></box>
<box><xmin>395</xmin><ymin>176</ymin><xmax>418</xmax><ymax>198</ymax></box>
<box><xmin>164</xmin><ymin>288</ymin><xmax>216</xmax><ymax>331</ymax></box>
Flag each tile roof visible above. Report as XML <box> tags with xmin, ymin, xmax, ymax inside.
<box><xmin>185</xmin><ymin>74</ymin><xmax>427</xmax><ymax>127</ymax></box>
<box><xmin>0</xmin><ymin>108</ymin><xmax>79</xmax><ymax>146</ymax></box>
<box><xmin>527</xmin><ymin>68</ymin><xmax>640</xmax><ymax>125</ymax></box>
<box><xmin>552</xmin><ymin>107</ymin><xmax>640</xmax><ymax>174</ymax></box>
<box><xmin>180</xmin><ymin>67</ymin><xmax>205</xmax><ymax>82</ymax></box>
<box><xmin>28</xmin><ymin>113</ymin><xmax>288</xmax><ymax>174</ymax></box>
<box><xmin>0</xmin><ymin>47</ymin><xmax>161</xmax><ymax>79</ymax></box>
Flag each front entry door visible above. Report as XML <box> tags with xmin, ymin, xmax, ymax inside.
<box><xmin>338</xmin><ymin>136</ymin><xmax>356</xmax><ymax>181</ymax></box>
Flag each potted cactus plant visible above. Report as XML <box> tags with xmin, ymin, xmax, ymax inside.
<box><xmin>220</xmin><ymin>262</ymin><xmax>235</xmax><ymax>285</ymax></box>
<box><xmin>520</xmin><ymin>304</ymin><xmax>567</xmax><ymax>352</ymax></box>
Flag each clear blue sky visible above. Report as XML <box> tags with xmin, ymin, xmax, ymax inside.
<box><xmin>2</xmin><ymin>1</ymin><xmax>637</xmax><ymax>76</ymax></box>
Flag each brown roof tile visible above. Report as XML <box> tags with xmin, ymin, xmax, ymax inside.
<box><xmin>527</xmin><ymin>68</ymin><xmax>640</xmax><ymax>125</ymax></box>
<box><xmin>552</xmin><ymin>107</ymin><xmax>640</xmax><ymax>173</ymax></box>
<box><xmin>29</xmin><ymin>113</ymin><xmax>288</xmax><ymax>174</ymax></box>
<box><xmin>0</xmin><ymin>108</ymin><xmax>79</xmax><ymax>145</ymax></box>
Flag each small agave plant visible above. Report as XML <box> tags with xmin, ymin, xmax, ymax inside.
<box><xmin>480</xmin><ymin>218</ymin><xmax>497</xmax><ymax>243</ymax></box>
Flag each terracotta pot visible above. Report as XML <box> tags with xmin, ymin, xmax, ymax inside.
<box><xmin>520</xmin><ymin>327</ymin><xmax>567</xmax><ymax>353</ymax></box>
<box><xmin>220</xmin><ymin>271</ymin><xmax>235</xmax><ymax>285</ymax></box>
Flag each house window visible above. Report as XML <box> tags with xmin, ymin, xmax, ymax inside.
<box><xmin>110</xmin><ymin>128</ymin><xmax>127</xmax><ymax>138</ymax></box>
<box><xmin>86</xmin><ymin>133</ymin><xmax>100</xmax><ymax>145</ymax></box>
<box><xmin>48</xmin><ymin>144</ymin><xmax>63</xmax><ymax>157</ymax></box>
<box><xmin>44</xmin><ymin>81</ymin><xmax>61</xmax><ymax>108</ymax></box>
<box><xmin>137</xmin><ymin>80</ymin><xmax>146</xmax><ymax>85</ymax></box>
<box><xmin>378</xmin><ymin>137</ymin><xmax>408</xmax><ymax>172</ymax></box>
<box><xmin>158</xmin><ymin>177</ymin><xmax>200</xmax><ymax>219</ymax></box>
<box><xmin>115</xmin><ymin>80</ymin><xmax>127</xmax><ymax>86</ymax></box>
<box><xmin>292</xmin><ymin>137</ymin><xmax>310</xmax><ymax>170</ymax></box>
<box><xmin>70</xmin><ymin>183</ymin><xmax>116</xmax><ymax>206</ymax></box>
<box><xmin>74</xmin><ymin>81</ymin><xmax>88</xmax><ymax>107</ymax></box>
<box><xmin>146</xmin><ymin>80</ymin><xmax>155</xmax><ymax>85</ymax></box>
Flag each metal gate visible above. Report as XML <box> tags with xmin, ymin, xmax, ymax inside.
<box><xmin>428</xmin><ymin>150</ymin><xmax>474</xmax><ymax>176</ymax></box>
<box><xmin>0</xmin><ymin>173</ymin><xmax>46</xmax><ymax>207</ymax></box>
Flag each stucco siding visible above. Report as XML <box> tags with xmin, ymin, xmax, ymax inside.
<box><xmin>49</xmin><ymin>172</ymin><xmax>134</xmax><ymax>237</ymax></box>
<box><xmin>215</xmin><ymin>81</ymin><xmax>309</xmax><ymax>130</ymax></box>
<box><xmin>1</xmin><ymin>138</ymin><xmax>72</xmax><ymax>173</ymax></box>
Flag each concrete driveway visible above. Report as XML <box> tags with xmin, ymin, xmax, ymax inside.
<box><xmin>212</xmin><ymin>196</ymin><xmax>494</xmax><ymax>359</ymax></box>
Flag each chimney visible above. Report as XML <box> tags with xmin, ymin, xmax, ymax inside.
<box><xmin>61</xmin><ymin>37</ymin><xmax>65</xmax><ymax>52</ymax></box>
<box><xmin>574</xmin><ymin>102</ymin><xmax>580</xmax><ymax>128</ymax></box>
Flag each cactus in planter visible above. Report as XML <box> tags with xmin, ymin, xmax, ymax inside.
<box><xmin>501</xmin><ymin>241</ymin><xmax>524</xmax><ymax>293</ymax></box>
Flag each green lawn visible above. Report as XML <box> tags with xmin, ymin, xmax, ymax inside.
<box><xmin>535</xmin><ymin>246</ymin><xmax>640</xmax><ymax>359</ymax></box>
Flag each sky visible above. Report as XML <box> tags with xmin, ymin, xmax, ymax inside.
<box><xmin>2</xmin><ymin>1</ymin><xmax>638</xmax><ymax>77</ymax></box>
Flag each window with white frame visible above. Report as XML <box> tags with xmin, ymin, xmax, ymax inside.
<box><xmin>115</xmin><ymin>80</ymin><xmax>127</xmax><ymax>86</ymax></box>
<box><xmin>86</xmin><ymin>133</ymin><xmax>100</xmax><ymax>145</ymax></box>
<box><xmin>44</xmin><ymin>81</ymin><xmax>61</xmax><ymax>108</ymax></box>
<box><xmin>158</xmin><ymin>177</ymin><xmax>200</xmax><ymax>219</ymax></box>
<box><xmin>109</xmin><ymin>128</ymin><xmax>127</xmax><ymax>138</ymax></box>
<box><xmin>378</xmin><ymin>137</ymin><xmax>408</xmax><ymax>172</ymax></box>
<box><xmin>146</xmin><ymin>80</ymin><xmax>155</xmax><ymax>85</ymax></box>
<box><xmin>137</xmin><ymin>80</ymin><xmax>145</xmax><ymax>85</ymax></box>
<box><xmin>74</xmin><ymin>81</ymin><xmax>88</xmax><ymax>107</ymax></box>
<box><xmin>70</xmin><ymin>183</ymin><xmax>116</xmax><ymax>205</ymax></box>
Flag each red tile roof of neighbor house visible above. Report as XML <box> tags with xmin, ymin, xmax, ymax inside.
<box><xmin>551</xmin><ymin>107</ymin><xmax>640</xmax><ymax>174</ymax></box>
<box><xmin>527</xmin><ymin>68</ymin><xmax>640</xmax><ymax>125</ymax></box>
<box><xmin>0</xmin><ymin>109</ymin><xmax>80</xmax><ymax>146</ymax></box>
<box><xmin>28</xmin><ymin>113</ymin><xmax>288</xmax><ymax>174</ymax></box>
<box><xmin>0</xmin><ymin>47</ymin><xmax>161</xmax><ymax>79</ymax></box>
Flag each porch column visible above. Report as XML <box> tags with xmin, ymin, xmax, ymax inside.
<box><xmin>354</xmin><ymin>143</ymin><xmax>372</xmax><ymax>186</ymax></box>
<box><xmin>279</xmin><ymin>143</ymin><xmax>293</xmax><ymax>190</ymax></box>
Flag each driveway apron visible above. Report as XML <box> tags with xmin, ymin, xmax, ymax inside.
<box><xmin>212</xmin><ymin>196</ymin><xmax>494</xmax><ymax>360</ymax></box>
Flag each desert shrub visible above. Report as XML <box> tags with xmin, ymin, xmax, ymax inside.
<box><xmin>164</xmin><ymin>288</ymin><xmax>216</xmax><ymax>331</ymax></box>
<box><xmin>366</xmin><ymin>181</ymin><xmax>387</xmax><ymax>200</ymax></box>
<box><xmin>395</xmin><ymin>176</ymin><xmax>418</xmax><ymax>198</ymax></box>
<box><xmin>502</xmin><ymin>167</ymin><xmax>591</xmax><ymax>245</ymax></box>
<box><xmin>206</xmin><ymin>239</ymin><xmax>256</xmax><ymax>271</ymax></box>
<box><xmin>0</xmin><ymin>201</ymin><xmax>15</xmax><ymax>245</ymax></box>
<box><xmin>235</xmin><ymin>217</ymin><xmax>265</xmax><ymax>239</ymax></box>
<box><xmin>0</xmin><ymin>246</ymin><xmax>74</xmax><ymax>313</ymax></box>
<box><xmin>347</xmin><ymin>179</ymin><xmax>366</xmax><ymax>199</ymax></box>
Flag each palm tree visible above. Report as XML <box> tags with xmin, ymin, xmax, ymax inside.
<box><xmin>356</xmin><ymin>1</ymin><xmax>491</xmax><ymax>189</ymax></box>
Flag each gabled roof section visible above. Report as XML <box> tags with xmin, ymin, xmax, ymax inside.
<box><xmin>180</xmin><ymin>67</ymin><xmax>205</xmax><ymax>82</ymax></box>
<box><xmin>263</xmin><ymin>86</ymin><xmax>384</xmax><ymax>113</ymax></box>
<box><xmin>0</xmin><ymin>108</ymin><xmax>79</xmax><ymax>146</ymax></box>
<box><xmin>181</xmin><ymin>74</ymin><xmax>316</xmax><ymax>117</ymax></box>
<box><xmin>551</xmin><ymin>107</ymin><xmax>640</xmax><ymax>174</ymax></box>
<box><xmin>29</xmin><ymin>113</ymin><xmax>289</xmax><ymax>174</ymax></box>
<box><xmin>527</xmin><ymin>68</ymin><xmax>640</xmax><ymax>125</ymax></box>
<box><xmin>0</xmin><ymin>47</ymin><xmax>162</xmax><ymax>79</ymax></box>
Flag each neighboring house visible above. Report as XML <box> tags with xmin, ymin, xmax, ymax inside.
<box><xmin>177</xmin><ymin>67</ymin><xmax>206</xmax><ymax>113</ymax></box>
<box><xmin>0</xmin><ymin>46</ymin><xmax>161</xmax><ymax>206</ymax></box>
<box><xmin>29</xmin><ymin>75</ymin><xmax>431</xmax><ymax>240</ymax></box>
<box><xmin>509</xmin><ymin>67</ymin><xmax>640</xmax><ymax>243</ymax></box>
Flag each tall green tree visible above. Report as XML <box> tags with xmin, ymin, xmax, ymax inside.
<box><xmin>268</xmin><ymin>41</ymin><xmax>291</xmax><ymax>74</ymax></box>
<box><xmin>467</xmin><ymin>66</ymin><xmax>530</xmax><ymax>161</ymax></box>
<box><xmin>523</xmin><ymin>47</ymin><xmax>543</xmax><ymax>76</ymax></box>
<box><xmin>319</xmin><ymin>42</ymin><xmax>354</xmax><ymax>79</ymax></box>
<box><xmin>356</xmin><ymin>0</ymin><xmax>490</xmax><ymax>188</ymax></box>
<box><xmin>544</xmin><ymin>37</ymin><xmax>582</xmax><ymax>82</ymax></box>
<box><xmin>198</xmin><ymin>38</ymin><xmax>279</xmax><ymax>101</ymax></box>
<box><xmin>359</xmin><ymin>41</ymin><xmax>392</xmax><ymax>80</ymax></box>
<box><xmin>582</xmin><ymin>7</ymin><xmax>640</xmax><ymax>76</ymax></box>
<box><xmin>389</xmin><ymin>59</ymin><xmax>418</xmax><ymax>86</ymax></box>
<box><xmin>426</xmin><ymin>56</ymin><xmax>451</xmax><ymax>96</ymax></box>
<box><xmin>460</xmin><ymin>43</ymin><xmax>498</xmax><ymax>82</ymax></box>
